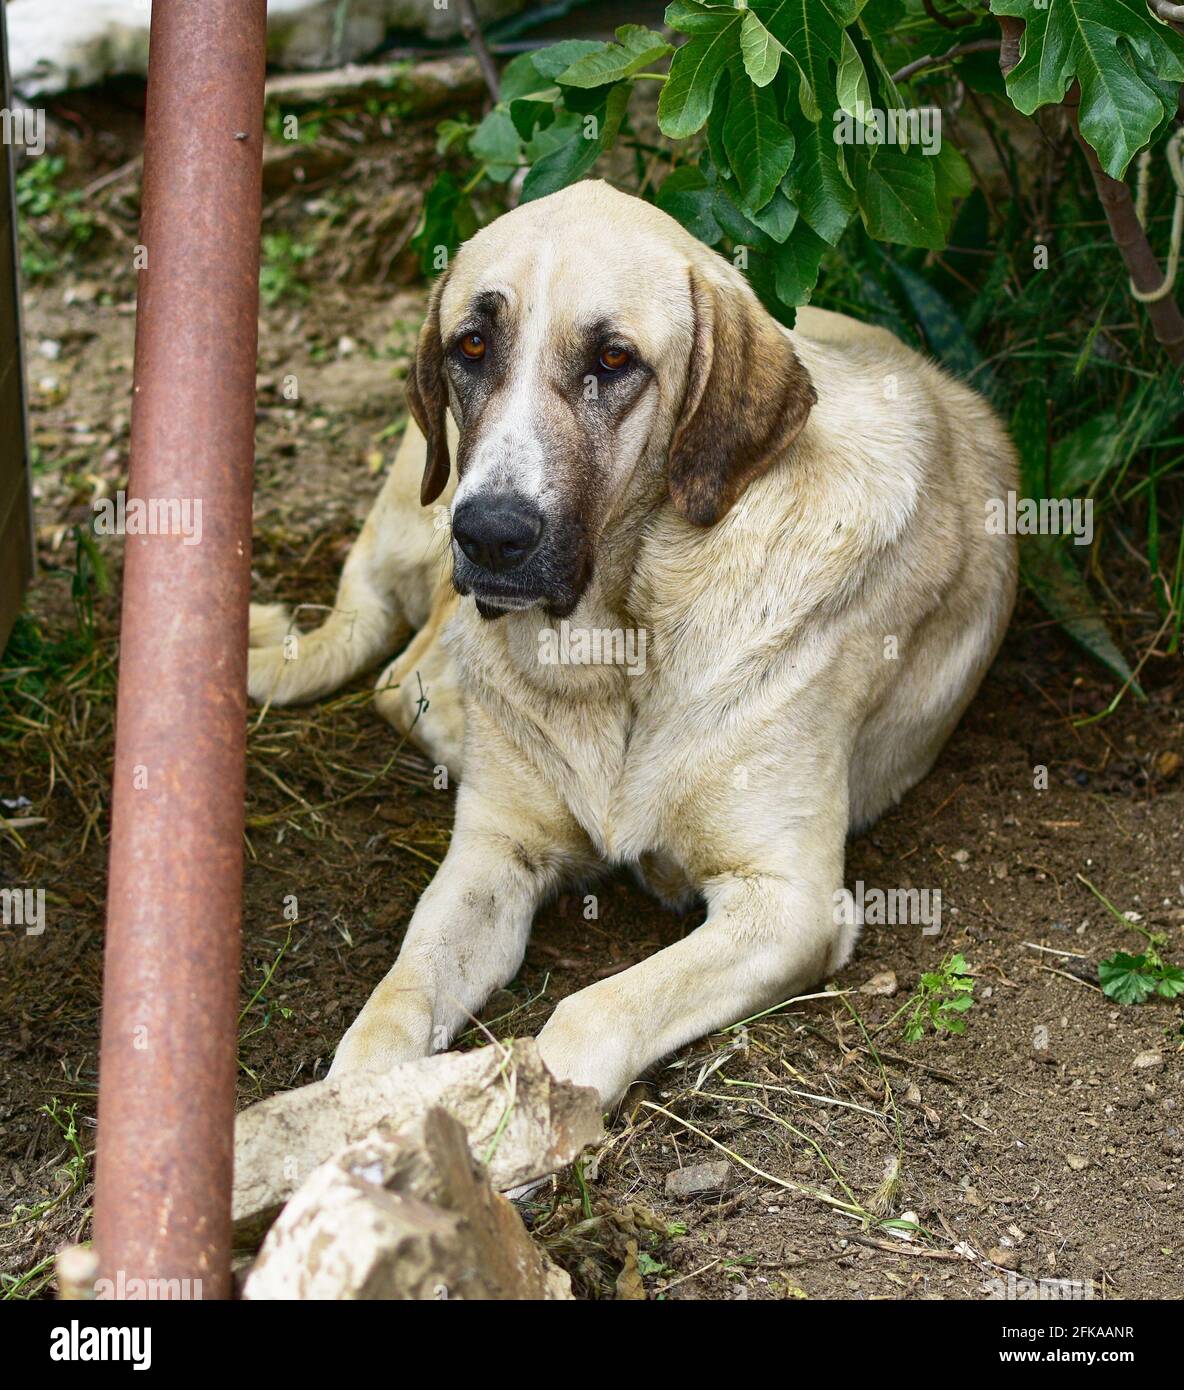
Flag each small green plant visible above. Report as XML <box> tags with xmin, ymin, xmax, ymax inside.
<box><xmin>0</xmin><ymin>1099</ymin><xmax>87</xmax><ymax>1233</ymax></box>
<box><xmin>259</xmin><ymin>232</ymin><xmax>316</xmax><ymax>305</ymax></box>
<box><xmin>899</xmin><ymin>953</ymin><xmax>976</xmax><ymax>1043</ymax></box>
<box><xmin>0</xmin><ymin>528</ymin><xmax>112</xmax><ymax>745</ymax></box>
<box><xmin>1099</xmin><ymin>951</ymin><xmax>1184</xmax><ymax>1005</ymax></box>
<box><xmin>1082</xmin><ymin>876</ymin><xmax>1184</xmax><ymax>1005</ymax></box>
<box><xmin>15</xmin><ymin>155</ymin><xmax>96</xmax><ymax>279</ymax></box>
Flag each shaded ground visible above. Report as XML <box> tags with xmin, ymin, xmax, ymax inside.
<box><xmin>1</xmin><ymin>85</ymin><xmax>1182</xmax><ymax>1302</ymax></box>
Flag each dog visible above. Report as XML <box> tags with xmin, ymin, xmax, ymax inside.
<box><xmin>248</xmin><ymin>180</ymin><xmax>1017</xmax><ymax>1107</ymax></box>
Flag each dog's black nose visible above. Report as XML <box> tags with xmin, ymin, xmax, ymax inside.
<box><xmin>452</xmin><ymin>498</ymin><xmax>544</xmax><ymax>574</ymax></box>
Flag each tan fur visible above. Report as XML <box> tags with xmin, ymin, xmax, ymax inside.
<box><xmin>247</xmin><ymin>182</ymin><xmax>1017</xmax><ymax>1106</ymax></box>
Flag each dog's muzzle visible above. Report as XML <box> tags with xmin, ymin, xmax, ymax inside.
<box><xmin>450</xmin><ymin>493</ymin><xmax>554</xmax><ymax>616</ymax></box>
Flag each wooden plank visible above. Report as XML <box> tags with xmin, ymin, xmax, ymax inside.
<box><xmin>0</xmin><ymin>9</ymin><xmax>34</xmax><ymax>657</ymax></box>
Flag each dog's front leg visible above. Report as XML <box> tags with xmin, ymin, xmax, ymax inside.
<box><xmin>537</xmin><ymin>859</ymin><xmax>850</xmax><ymax>1108</ymax></box>
<box><xmin>330</xmin><ymin>779</ymin><xmax>594</xmax><ymax>1076</ymax></box>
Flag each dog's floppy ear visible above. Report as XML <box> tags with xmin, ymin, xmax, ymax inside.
<box><xmin>405</xmin><ymin>270</ymin><xmax>452</xmax><ymax>506</ymax></box>
<box><xmin>668</xmin><ymin>267</ymin><xmax>816</xmax><ymax>526</ymax></box>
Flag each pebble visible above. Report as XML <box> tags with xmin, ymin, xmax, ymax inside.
<box><xmin>665</xmin><ymin>1160</ymin><xmax>731</xmax><ymax>1198</ymax></box>
<box><xmin>1155</xmin><ymin>750</ymin><xmax>1181</xmax><ymax>780</ymax></box>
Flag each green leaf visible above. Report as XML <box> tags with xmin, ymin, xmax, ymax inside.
<box><xmin>739</xmin><ymin>9</ymin><xmax>784</xmax><ymax>87</ymax></box>
<box><xmin>531</xmin><ymin>40</ymin><xmax>606</xmax><ymax>80</ymax></box>
<box><xmin>1048</xmin><ymin>380</ymin><xmax>1181</xmax><ymax>497</ymax></box>
<box><xmin>557</xmin><ymin>25</ymin><xmax>672</xmax><ymax>88</ymax></box>
<box><xmin>498</xmin><ymin>52</ymin><xmax>549</xmax><ymax>103</ymax></box>
<box><xmin>510</xmin><ymin>97</ymin><xmax>556</xmax><ymax>142</ymax></box>
<box><xmin>705</xmin><ymin>69</ymin><xmax>732</xmax><ymax>181</ymax></box>
<box><xmin>930</xmin><ymin>138</ymin><xmax>973</xmax><ymax>229</ymax></box>
<box><xmin>410</xmin><ymin>173</ymin><xmax>472</xmax><ymax>276</ymax></box>
<box><xmin>523</xmin><ymin>109</ymin><xmax>582</xmax><ymax>163</ymax></box>
<box><xmin>713</xmin><ymin>178</ymin><xmax>775</xmax><ymax>250</ymax></box>
<box><xmin>1020</xmin><ymin>537</ymin><xmax>1145</xmax><ymax>696</ymax></box>
<box><xmin>656</xmin><ymin>165</ymin><xmax>724</xmax><ymax>245</ymax></box>
<box><xmin>991</xmin><ymin>0</ymin><xmax>1184</xmax><ymax>178</ymax></box>
<box><xmin>723</xmin><ymin>66</ymin><xmax>795</xmax><ymax>213</ymax></box>
<box><xmin>1098</xmin><ymin>951</ymin><xmax>1159</xmax><ymax>1005</ymax></box>
<box><xmin>1157</xmin><ymin>965</ymin><xmax>1184</xmax><ymax>1000</ymax></box>
<box><xmin>785</xmin><ymin>116</ymin><xmax>855</xmax><ymax>245</ymax></box>
<box><xmin>658</xmin><ymin>3</ymin><xmax>742</xmax><ymax>138</ymax></box>
<box><xmin>748</xmin><ymin>184</ymin><xmax>798</xmax><ymax>243</ymax></box>
<box><xmin>469</xmin><ymin>108</ymin><xmax>520</xmax><ymax>182</ymax></box>
<box><xmin>771</xmin><ymin>219</ymin><xmax>827</xmax><ymax>306</ymax></box>
<box><xmin>665</xmin><ymin>0</ymin><xmax>740</xmax><ymax>34</ymax></box>
<box><xmin>835</xmin><ymin>28</ymin><xmax>872</xmax><ymax>122</ymax></box>
<box><xmin>520</xmin><ymin>121</ymin><xmax>604</xmax><ymax>202</ymax></box>
<box><xmin>756</xmin><ymin>0</ymin><xmax>858</xmax><ymax>124</ymax></box>
<box><xmin>601</xmin><ymin>82</ymin><xmax>632</xmax><ymax>151</ymax></box>
<box><xmin>851</xmin><ymin>146</ymin><xmax>944</xmax><ymax>248</ymax></box>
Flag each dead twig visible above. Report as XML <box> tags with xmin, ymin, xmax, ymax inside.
<box><xmin>892</xmin><ymin>38</ymin><xmax>999</xmax><ymax>86</ymax></box>
<box><xmin>457</xmin><ymin>0</ymin><xmax>500</xmax><ymax>102</ymax></box>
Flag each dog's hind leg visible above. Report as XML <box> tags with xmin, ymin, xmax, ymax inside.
<box><xmin>248</xmin><ymin>418</ymin><xmax>455</xmax><ymax>706</ymax></box>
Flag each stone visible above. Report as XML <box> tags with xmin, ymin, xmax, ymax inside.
<box><xmin>243</xmin><ymin>1108</ymin><xmax>571</xmax><ymax>1300</ymax></box>
<box><xmin>1154</xmin><ymin>750</ymin><xmax>1181</xmax><ymax>781</ymax></box>
<box><xmin>664</xmin><ymin>1160</ymin><xmax>731</xmax><ymax>1198</ymax></box>
<box><xmin>233</xmin><ymin>1039</ymin><xmax>602</xmax><ymax>1246</ymax></box>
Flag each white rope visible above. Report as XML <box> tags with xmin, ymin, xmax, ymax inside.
<box><xmin>1130</xmin><ymin>128</ymin><xmax>1184</xmax><ymax>304</ymax></box>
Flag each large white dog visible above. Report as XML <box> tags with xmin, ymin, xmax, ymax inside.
<box><xmin>248</xmin><ymin>180</ymin><xmax>1017</xmax><ymax>1106</ymax></box>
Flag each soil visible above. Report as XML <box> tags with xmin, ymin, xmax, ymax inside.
<box><xmin>1</xmin><ymin>84</ymin><xmax>1182</xmax><ymax>1303</ymax></box>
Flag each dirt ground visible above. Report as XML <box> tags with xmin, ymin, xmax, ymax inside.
<box><xmin>1</xmin><ymin>87</ymin><xmax>1182</xmax><ymax>1302</ymax></box>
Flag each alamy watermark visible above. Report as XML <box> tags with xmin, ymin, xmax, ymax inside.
<box><xmin>833</xmin><ymin>881</ymin><xmax>941</xmax><ymax>934</ymax></box>
<box><xmin>986</xmin><ymin>1271</ymin><xmax>1094</xmax><ymax>1301</ymax></box>
<box><xmin>1</xmin><ymin>886</ymin><xmax>45</xmax><ymax>936</ymax></box>
<box><xmin>538</xmin><ymin>620</ymin><xmax>648</xmax><ymax>677</ymax></box>
<box><xmin>94</xmin><ymin>1271</ymin><xmax>202</xmax><ymax>1301</ymax></box>
<box><xmin>833</xmin><ymin>101</ymin><xmax>941</xmax><ymax>156</ymax></box>
<box><xmin>93</xmin><ymin>491</ymin><xmax>203</xmax><ymax>546</ymax></box>
<box><xmin>50</xmin><ymin>1319</ymin><xmax>152</xmax><ymax>1370</ymax></box>
<box><xmin>985</xmin><ymin>491</ymin><xmax>1093</xmax><ymax>546</ymax></box>
<box><xmin>1</xmin><ymin>106</ymin><xmax>46</xmax><ymax>158</ymax></box>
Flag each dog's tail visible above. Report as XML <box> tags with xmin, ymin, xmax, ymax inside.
<box><xmin>247</xmin><ymin>564</ymin><xmax>407</xmax><ymax>707</ymax></box>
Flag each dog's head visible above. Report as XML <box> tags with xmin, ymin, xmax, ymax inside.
<box><xmin>406</xmin><ymin>181</ymin><xmax>815</xmax><ymax>619</ymax></box>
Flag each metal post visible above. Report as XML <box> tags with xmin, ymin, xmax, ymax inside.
<box><xmin>94</xmin><ymin>0</ymin><xmax>267</xmax><ymax>1300</ymax></box>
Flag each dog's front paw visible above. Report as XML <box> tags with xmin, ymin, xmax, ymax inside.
<box><xmin>327</xmin><ymin>991</ymin><xmax>435</xmax><ymax>1079</ymax></box>
<box><xmin>536</xmin><ymin>992</ymin><xmax>634</xmax><ymax>1110</ymax></box>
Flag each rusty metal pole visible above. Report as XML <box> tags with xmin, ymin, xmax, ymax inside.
<box><xmin>94</xmin><ymin>0</ymin><xmax>267</xmax><ymax>1300</ymax></box>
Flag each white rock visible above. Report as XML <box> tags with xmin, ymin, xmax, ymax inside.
<box><xmin>243</xmin><ymin>1108</ymin><xmax>571</xmax><ymax>1300</ymax></box>
<box><xmin>233</xmin><ymin>1038</ymin><xmax>602</xmax><ymax>1245</ymax></box>
<box><xmin>8</xmin><ymin>0</ymin><xmax>526</xmax><ymax>97</ymax></box>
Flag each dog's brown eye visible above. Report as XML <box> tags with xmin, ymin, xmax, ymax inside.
<box><xmin>459</xmin><ymin>333</ymin><xmax>486</xmax><ymax>361</ymax></box>
<box><xmin>599</xmin><ymin>346</ymin><xmax>630</xmax><ymax>371</ymax></box>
